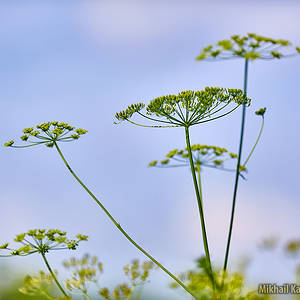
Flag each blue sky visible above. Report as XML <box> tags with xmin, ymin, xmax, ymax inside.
<box><xmin>1</xmin><ymin>1</ymin><xmax>300</xmax><ymax>298</ymax></box>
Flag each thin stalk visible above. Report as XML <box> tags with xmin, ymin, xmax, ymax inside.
<box><xmin>222</xmin><ymin>59</ymin><xmax>249</xmax><ymax>274</ymax></box>
<box><xmin>196</xmin><ymin>164</ymin><xmax>202</xmax><ymax>206</ymax></box>
<box><xmin>53</xmin><ymin>142</ymin><xmax>199</xmax><ymax>300</ymax></box>
<box><xmin>242</xmin><ymin>116</ymin><xmax>264</xmax><ymax>168</ymax></box>
<box><xmin>185</xmin><ymin>127</ymin><xmax>215</xmax><ymax>289</ymax></box>
<box><xmin>41</xmin><ymin>252</ymin><xmax>68</xmax><ymax>297</ymax></box>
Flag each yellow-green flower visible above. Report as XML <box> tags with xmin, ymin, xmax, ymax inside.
<box><xmin>115</xmin><ymin>88</ymin><xmax>250</xmax><ymax>128</ymax></box>
<box><xmin>196</xmin><ymin>33</ymin><xmax>299</xmax><ymax>61</ymax></box>
<box><xmin>4</xmin><ymin>121</ymin><xmax>87</xmax><ymax>149</ymax></box>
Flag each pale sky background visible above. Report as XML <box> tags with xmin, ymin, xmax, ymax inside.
<box><xmin>1</xmin><ymin>1</ymin><xmax>300</xmax><ymax>299</ymax></box>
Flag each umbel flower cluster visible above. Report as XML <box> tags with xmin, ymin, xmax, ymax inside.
<box><xmin>63</xmin><ymin>254</ymin><xmax>104</xmax><ymax>295</ymax></box>
<box><xmin>99</xmin><ymin>259</ymin><xmax>155</xmax><ymax>300</ymax></box>
<box><xmin>4</xmin><ymin>121</ymin><xmax>87</xmax><ymax>148</ymax></box>
<box><xmin>148</xmin><ymin>145</ymin><xmax>246</xmax><ymax>173</ymax></box>
<box><xmin>115</xmin><ymin>88</ymin><xmax>250</xmax><ymax>128</ymax></box>
<box><xmin>196</xmin><ymin>33</ymin><xmax>300</xmax><ymax>61</ymax></box>
<box><xmin>0</xmin><ymin>229</ymin><xmax>88</xmax><ymax>257</ymax></box>
<box><xmin>170</xmin><ymin>257</ymin><xmax>269</xmax><ymax>300</ymax></box>
<box><xmin>18</xmin><ymin>271</ymin><xmax>63</xmax><ymax>299</ymax></box>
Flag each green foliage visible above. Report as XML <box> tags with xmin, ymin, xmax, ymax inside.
<box><xmin>19</xmin><ymin>271</ymin><xmax>56</xmax><ymax>299</ymax></box>
<box><xmin>3</xmin><ymin>122</ymin><xmax>87</xmax><ymax>149</ymax></box>
<box><xmin>170</xmin><ymin>257</ymin><xmax>270</xmax><ymax>300</ymax></box>
<box><xmin>15</xmin><ymin>256</ymin><xmax>156</xmax><ymax>300</ymax></box>
<box><xmin>115</xmin><ymin>88</ymin><xmax>250</xmax><ymax>128</ymax></box>
<box><xmin>196</xmin><ymin>33</ymin><xmax>298</xmax><ymax>61</ymax></box>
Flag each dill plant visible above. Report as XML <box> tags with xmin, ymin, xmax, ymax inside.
<box><xmin>196</xmin><ymin>33</ymin><xmax>299</xmax><ymax>275</ymax></box>
<box><xmin>2</xmin><ymin>32</ymin><xmax>292</xmax><ymax>299</ymax></box>
<box><xmin>0</xmin><ymin>229</ymin><xmax>87</xmax><ymax>298</ymax></box>
<box><xmin>18</xmin><ymin>254</ymin><xmax>156</xmax><ymax>300</ymax></box>
<box><xmin>115</xmin><ymin>87</ymin><xmax>250</xmax><ymax>289</ymax></box>
<box><xmin>4</xmin><ymin>121</ymin><xmax>197</xmax><ymax>299</ymax></box>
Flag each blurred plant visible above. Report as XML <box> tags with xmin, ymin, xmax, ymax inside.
<box><xmin>18</xmin><ymin>255</ymin><xmax>156</xmax><ymax>300</ymax></box>
<box><xmin>98</xmin><ymin>259</ymin><xmax>156</xmax><ymax>300</ymax></box>
<box><xmin>259</xmin><ymin>236</ymin><xmax>300</xmax><ymax>288</ymax></box>
<box><xmin>19</xmin><ymin>271</ymin><xmax>70</xmax><ymax>300</ymax></box>
<box><xmin>149</xmin><ymin>145</ymin><xmax>243</xmax><ymax>171</ymax></box>
<box><xmin>116</xmin><ymin>88</ymin><xmax>250</xmax><ymax>289</ymax></box>
<box><xmin>170</xmin><ymin>257</ymin><xmax>271</xmax><ymax>300</ymax></box>
<box><xmin>196</xmin><ymin>33</ymin><xmax>291</xmax><ymax>276</ymax></box>
<box><xmin>4</xmin><ymin>122</ymin><xmax>195</xmax><ymax>299</ymax></box>
<box><xmin>258</xmin><ymin>237</ymin><xmax>278</xmax><ymax>251</ymax></box>
<box><xmin>0</xmin><ymin>229</ymin><xmax>87</xmax><ymax>298</ymax></box>
<box><xmin>63</xmin><ymin>254</ymin><xmax>103</xmax><ymax>299</ymax></box>
<box><xmin>149</xmin><ymin>144</ymin><xmax>247</xmax><ymax>183</ymax></box>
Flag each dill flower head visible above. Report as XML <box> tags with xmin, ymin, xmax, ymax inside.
<box><xmin>170</xmin><ymin>256</ymin><xmax>269</xmax><ymax>299</ymax></box>
<box><xmin>4</xmin><ymin>121</ymin><xmax>87</xmax><ymax>148</ymax></box>
<box><xmin>63</xmin><ymin>254</ymin><xmax>103</xmax><ymax>294</ymax></box>
<box><xmin>0</xmin><ymin>229</ymin><xmax>88</xmax><ymax>257</ymax></box>
<box><xmin>115</xmin><ymin>88</ymin><xmax>250</xmax><ymax>128</ymax></box>
<box><xmin>99</xmin><ymin>259</ymin><xmax>156</xmax><ymax>300</ymax></box>
<box><xmin>255</xmin><ymin>107</ymin><xmax>266</xmax><ymax>116</ymax></box>
<box><xmin>196</xmin><ymin>33</ymin><xmax>300</xmax><ymax>61</ymax></box>
<box><xmin>285</xmin><ymin>239</ymin><xmax>300</xmax><ymax>256</ymax></box>
<box><xmin>148</xmin><ymin>145</ymin><xmax>247</xmax><ymax>174</ymax></box>
<box><xmin>18</xmin><ymin>271</ymin><xmax>70</xmax><ymax>299</ymax></box>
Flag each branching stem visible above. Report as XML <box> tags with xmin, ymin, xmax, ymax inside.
<box><xmin>242</xmin><ymin>116</ymin><xmax>264</xmax><ymax>168</ymax></box>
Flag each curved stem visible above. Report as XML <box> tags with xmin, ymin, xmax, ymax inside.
<box><xmin>185</xmin><ymin>127</ymin><xmax>215</xmax><ymax>289</ymax></box>
<box><xmin>53</xmin><ymin>142</ymin><xmax>199</xmax><ymax>300</ymax></box>
<box><xmin>222</xmin><ymin>59</ymin><xmax>249</xmax><ymax>275</ymax></box>
<box><xmin>242</xmin><ymin>116</ymin><xmax>264</xmax><ymax>168</ymax></box>
<box><xmin>41</xmin><ymin>252</ymin><xmax>68</xmax><ymax>297</ymax></box>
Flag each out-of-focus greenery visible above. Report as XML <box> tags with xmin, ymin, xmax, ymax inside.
<box><xmin>4</xmin><ymin>255</ymin><xmax>156</xmax><ymax>300</ymax></box>
<box><xmin>170</xmin><ymin>257</ymin><xmax>270</xmax><ymax>300</ymax></box>
<box><xmin>1</xmin><ymin>237</ymin><xmax>300</xmax><ymax>300</ymax></box>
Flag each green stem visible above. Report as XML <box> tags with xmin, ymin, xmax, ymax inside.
<box><xmin>185</xmin><ymin>127</ymin><xmax>215</xmax><ymax>289</ymax></box>
<box><xmin>53</xmin><ymin>142</ymin><xmax>199</xmax><ymax>300</ymax></box>
<box><xmin>196</xmin><ymin>164</ymin><xmax>202</xmax><ymax>206</ymax></box>
<box><xmin>242</xmin><ymin>116</ymin><xmax>264</xmax><ymax>168</ymax></box>
<box><xmin>222</xmin><ymin>59</ymin><xmax>249</xmax><ymax>274</ymax></box>
<box><xmin>41</xmin><ymin>252</ymin><xmax>68</xmax><ymax>297</ymax></box>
